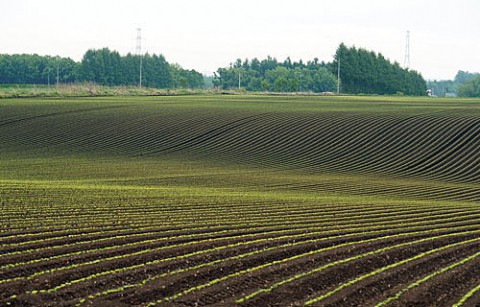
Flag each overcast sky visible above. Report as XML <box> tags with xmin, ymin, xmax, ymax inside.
<box><xmin>1</xmin><ymin>0</ymin><xmax>479</xmax><ymax>80</ymax></box>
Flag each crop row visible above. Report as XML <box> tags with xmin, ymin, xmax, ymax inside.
<box><xmin>2</xmin><ymin>98</ymin><xmax>480</xmax><ymax>185</ymax></box>
<box><xmin>2</xmin><ymin>206</ymin><xmax>479</xmax><ymax>306</ymax></box>
<box><xmin>1</xmin><ymin>196</ymin><xmax>478</xmax><ymax>252</ymax></box>
<box><xmin>1</xmin><ymin>96</ymin><xmax>480</xmax><ymax>306</ymax></box>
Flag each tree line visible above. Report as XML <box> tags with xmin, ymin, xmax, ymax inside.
<box><xmin>332</xmin><ymin>43</ymin><xmax>426</xmax><ymax>95</ymax></box>
<box><xmin>214</xmin><ymin>44</ymin><xmax>427</xmax><ymax>95</ymax></box>
<box><xmin>0</xmin><ymin>54</ymin><xmax>79</xmax><ymax>84</ymax></box>
<box><xmin>214</xmin><ymin>57</ymin><xmax>337</xmax><ymax>93</ymax></box>
<box><xmin>0</xmin><ymin>48</ymin><xmax>204</xmax><ymax>88</ymax></box>
<box><xmin>427</xmin><ymin>71</ymin><xmax>480</xmax><ymax>97</ymax></box>
<box><xmin>0</xmin><ymin>44</ymin><xmax>431</xmax><ymax>95</ymax></box>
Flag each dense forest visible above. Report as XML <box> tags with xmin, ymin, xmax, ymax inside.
<box><xmin>214</xmin><ymin>57</ymin><xmax>337</xmax><ymax>93</ymax></box>
<box><xmin>0</xmin><ymin>48</ymin><xmax>204</xmax><ymax>88</ymax></box>
<box><xmin>214</xmin><ymin>44</ymin><xmax>427</xmax><ymax>95</ymax></box>
<box><xmin>0</xmin><ymin>54</ymin><xmax>79</xmax><ymax>84</ymax></box>
<box><xmin>332</xmin><ymin>44</ymin><xmax>426</xmax><ymax>95</ymax></box>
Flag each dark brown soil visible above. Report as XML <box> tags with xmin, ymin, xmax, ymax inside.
<box><xmin>2</xmin><ymin>227</ymin><xmax>479</xmax><ymax>307</ymax></box>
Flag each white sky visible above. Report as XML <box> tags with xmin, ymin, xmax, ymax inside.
<box><xmin>1</xmin><ymin>0</ymin><xmax>479</xmax><ymax>80</ymax></box>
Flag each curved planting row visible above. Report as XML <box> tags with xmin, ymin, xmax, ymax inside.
<box><xmin>1</xmin><ymin>200</ymin><xmax>479</xmax><ymax>306</ymax></box>
<box><xmin>1</xmin><ymin>96</ymin><xmax>480</xmax><ymax>306</ymax></box>
<box><xmin>2</xmin><ymin>97</ymin><xmax>480</xmax><ymax>186</ymax></box>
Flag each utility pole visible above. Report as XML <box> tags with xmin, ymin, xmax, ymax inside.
<box><xmin>238</xmin><ymin>71</ymin><xmax>241</xmax><ymax>90</ymax></box>
<box><xmin>337</xmin><ymin>57</ymin><xmax>341</xmax><ymax>94</ymax></box>
<box><xmin>136</xmin><ymin>28</ymin><xmax>143</xmax><ymax>88</ymax></box>
<box><xmin>56</xmin><ymin>65</ymin><xmax>59</xmax><ymax>87</ymax></box>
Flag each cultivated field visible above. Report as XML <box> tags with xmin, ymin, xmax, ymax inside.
<box><xmin>0</xmin><ymin>95</ymin><xmax>479</xmax><ymax>306</ymax></box>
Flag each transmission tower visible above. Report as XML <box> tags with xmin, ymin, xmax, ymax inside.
<box><xmin>136</xmin><ymin>28</ymin><xmax>143</xmax><ymax>88</ymax></box>
<box><xmin>404</xmin><ymin>30</ymin><xmax>410</xmax><ymax>69</ymax></box>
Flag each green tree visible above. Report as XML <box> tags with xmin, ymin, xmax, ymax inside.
<box><xmin>215</xmin><ymin>57</ymin><xmax>336</xmax><ymax>93</ymax></box>
<box><xmin>274</xmin><ymin>77</ymin><xmax>289</xmax><ymax>92</ymax></box>
<box><xmin>0</xmin><ymin>54</ymin><xmax>79</xmax><ymax>84</ymax></box>
<box><xmin>331</xmin><ymin>43</ymin><xmax>426</xmax><ymax>95</ymax></box>
<box><xmin>458</xmin><ymin>76</ymin><xmax>480</xmax><ymax>97</ymax></box>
